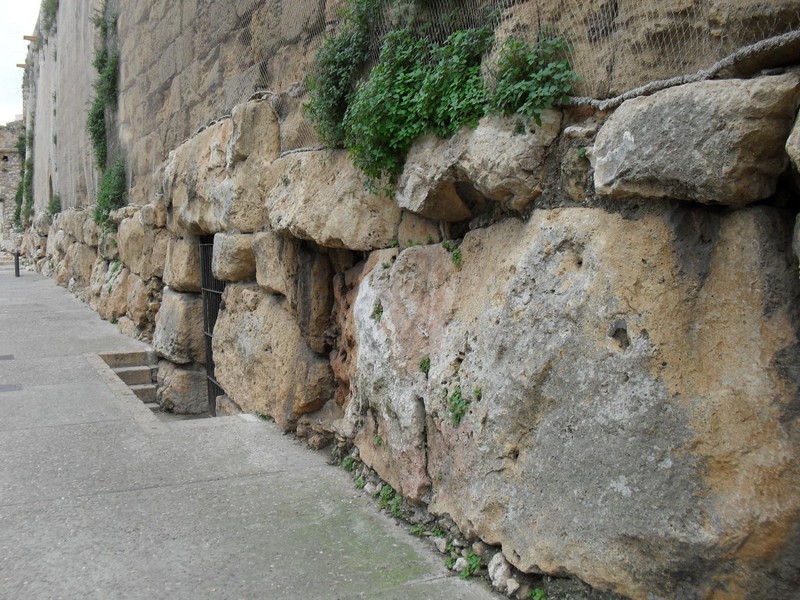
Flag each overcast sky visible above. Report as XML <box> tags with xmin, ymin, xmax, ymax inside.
<box><xmin>0</xmin><ymin>1</ymin><xmax>41</xmax><ymax>125</ymax></box>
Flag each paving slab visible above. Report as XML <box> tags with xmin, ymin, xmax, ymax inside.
<box><xmin>0</xmin><ymin>262</ymin><xmax>502</xmax><ymax>600</ymax></box>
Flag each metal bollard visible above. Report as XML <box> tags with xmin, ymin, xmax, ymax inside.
<box><xmin>14</xmin><ymin>252</ymin><xmax>20</xmax><ymax>278</ymax></box>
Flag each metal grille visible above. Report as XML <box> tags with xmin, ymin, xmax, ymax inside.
<box><xmin>200</xmin><ymin>236</ymin><xmax>225</xmax><ymax>417</ymax></box>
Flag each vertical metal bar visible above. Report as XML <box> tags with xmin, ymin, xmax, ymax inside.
<box><xmin>199</xmin><ymin>236</ymin><xmax>225</xmax><ymax>416</ymax></box>
<box><xmin>14</xmin><ymin>252</ymin><xmax>20</xmax><ymax>277</ymax></box>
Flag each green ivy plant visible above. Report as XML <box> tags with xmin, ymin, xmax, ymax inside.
<box><xmin>41</xmin><ymin>0</ymin><xmax>59</xmax><ymax>38</ymax></box>
<box><xmin>460</xmin><ymin>551</ymin><xmax>481</xmax><ymax>580</ymax></box>
<box><xmin>87</xmin><ymin>7</ymin><xmax>118</xmax><ymax>172</ymax></box>
<box><xmin>448</xmin><ymin>387</ymin><xmax>469</xmax><ymax>426</ymax></box>
<box><xmin>21</xmin><ymin>158</ymin><xmax>34</xmax><ymax>225</ymax></box>
<box><xmin>306</xmin><ymin>1</ymin><xmax>578</xmax><ymax>190</ymax></box>
<box><xmin>13</xmin><ymin>180</ymin><xmax>23</xmax><ymax>226</ymax></box>
<box><xmin>343</xmin><ymin>27</ymin><xmax>495</xmax><ymax>190</ymax></box>
<box><xmin>490</xmin><ymin>36</ymin><xmax>578</xmax><ymax>125</ymax></box>
<box><xmin>415</xmin><ymin>27</ymin><xmax>494</xmax><ymax>138</ymax></box>
<box><xmin>93</xmin><ymin>157</ymin><xmax>126</xmax><ymax>225</ymax></box>
<box><xmin>47</xmin><ymin>194</ymin><xmax>62</xmax><ymax>217</ymax></box>
<box><xmin>305</xmin><ymin>0</ymin><xmax>377</xmax><ymax>146</ymax></box>
<box><xmin>343</xmin><ymin>29</ymin><xmax>429</xmax><ymax>188</ymax></box>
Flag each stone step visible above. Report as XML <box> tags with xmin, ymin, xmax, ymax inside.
<box><xmin>113</xmin><ymin>365</ymin><xmax>155</xmax><ymax>386</ymax></box>
<box><xmin>99</xmin><ymin>349</ymin><xmax>157</xmax><ymax>369</ymax></box>
<box><xmin>143</xmin><ymin>402</ymin><xmax>160</xmax><ymax>412</ymax></box>
<box><xmin>129</xmin><ymin>383</ymin><xmax>156</xmax><ymax>403</ymax></box>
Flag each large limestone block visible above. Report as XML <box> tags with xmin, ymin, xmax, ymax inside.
<box><xmin>212</xmin><ymin>285</ymin><xmax>335</xmax><ymax>431</ymax></box>
<box><xmin>33</xmin><ymin>213</ymin><xmax>51</xmax><ymax>237</ymax></box>
<box><xmin>396</xmin><ymin>113</ymin><xmax>561</xmax><ymax>221</ymax></box>
<box><xmin>45</xmin><ymin>227</ymin><xmax>61</xmax><ymax>259</ymax></box>
<box><xmin>97</xmin><ymin>263</ymin><xmax>130</xmax><ymax>321</ymax></box>
<box><xmin>125</xmin><ymin>274</ymin><xmax>161</xmax><ymax>334</ymax></box>
<box><xmin>211</xmin><ymin>233</ymin><xmax>256</xmax><ymax>282</ymax></box>
<box><xmin>348</xmin><ymin>206</ymin><xmax>800</xmax><ymax>599</ymax></box>
<box><xmin>125</xmin><ymin>274</ymin><xmax>149</xmax><ymax>329</ymax></box>
<box><xmin>83</xmin><ymin>218</ymin><xmax>99</xmax><ymax>248</ymax></box>
<box><xmin>156</xmin><ymin>360</ymin><xmax>208</xmax><ymax>414</ymax></box>
<box><xmin>60</xmin><ymin>209</ymin><xmax>87</xmax><ymax>244</ymax></box>
<box><xmin>253</xmin><ymin>230</ymin><xmax>334</xmax><ymax>354</ymax></box>
<box><xmin>89</xmin><ymin>258</ymin><xmax>109</xmax><ymax>299</ymax></box>
<box><xmin>50</xmin><ymin>228</ymin><xmax>72</xmax><ymax>256</ymax></box>
<box><xmin>595</xmin><ymin>74</ymin><xmax>800</xmax><ymax>206</ymax></box>
<box><xmin>98</xmin><ymin>228</ymin><xmax>118</xmax><ymax>260</ymax></box>
<box><xmin>140</xmin><ymin>196</ymin><xmax>167</xmax><ymax>229</ymax></box>
<box><xmin>117</xmin><ymin>211</ymin><xmax>169</xmax><ymax>280</ymax></box>
<box><xmin>265</xmin><ymin>151</ymin><xmax>402</xmax><ymax>251</ymax></box>
<box><xmin>228</xmin><ymin>99</ymin><xmax>281</xmax><ymax>164</ymax></box>
<box><xmin>65</xmin><ymin>242</ymin><xmax>97</xmax><ymax>286</ymax></box>
<box><xmin>163</xmin><ymin>236</ymin><xmax>201</xmax><ymax>293</ymax></box>
<box><xmin>164</xmin><ymin>119</ymin><xmax>267</xmax><ymax>235</ymax></box>
<box><xmin>253</xmin><ymin>230</ymin><xmax>295</xmax><ymax>298</ymax></box>
<box><xmin>153</xmin><ymin>288</ymin><xmax>205</xmax><ymax>365</ymax></box>
<box><xmin>150</xmin><ymin>230</ymin><xmax>168</xmax><ymax>280</ymax></box>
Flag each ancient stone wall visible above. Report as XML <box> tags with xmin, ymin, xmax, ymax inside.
<box><xmin>24</xmin><ymin>0</ymin><xmax>100</xmax><ymax>213</ymax></box>
<box><xmin>16</xmin><ymin>1</ymin><xmax>800</xmax><ymax>598</ymax></box>
<box><xmin>0</xmin><ymin>121</ymin><xmax>23</xmax><ymax>244</ymax></box>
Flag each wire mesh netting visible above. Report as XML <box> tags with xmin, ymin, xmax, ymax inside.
<box><xmin>199</xmin><ymin>0</ymin><xmax>800</xmax><ymax>154</ymax></box>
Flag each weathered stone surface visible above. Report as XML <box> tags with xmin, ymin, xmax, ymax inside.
<box><xmin>60</xmin><ymin>209</ymin><xmax>87</xmax><ymax>244</ymax></box>
<box><xmin>347</xmin><ymin>206</ymin><xmax>800</xmax><ymax>599</ymax></box>
<box><xmin>156</xmin><ymin>360</ymin><xmax>208</xmax><ymax>414</ymax></box>
<box><xmin>117</xmin><ymin>211</ymin><xmax>169</xmax><ymax>280</ymax></box>
<box><xmin>212</xmin><ymin>284</ymin><xmax>335</xmax><ymax>432</ymax></box>
<box><xmin>265</xmin><ymin>151</ymin><xmax>402</xmax><ymax>251</ymax></box>
<box><xmin>97</xmin><ymin>263</ymin><xmax>130</xmax><ymax>321</ymax></box>
<box><xmin>296</xmin><ymin>401</ymin><xmax>342</xmax><ymax>450</ymax></box>
<box><xmin>397</xmin><ymin>113</ymin><xmax>561</xmax><ymax>220</ymax></box>
<box><xmin>126</xmin><ymin>273</ymin><xmax>161</xmax><ymax>332</ymax></box>
<box><xmin>595</xmin><ymin>74</ymin><xmax>800</xmax><ymax>206</ymax></box>
<box><xmin>98</xmin><ymin>228</ymin><xmax>118</xmax><ymax>261</ymax></box>
<box><xmin>228</xmin><ymin>99</ymin><xmax>281</xmax><ymax>165</ymax></box>
<box><xmin>65</xmin><ymin>242</ymin><xmax>97</xmax><ymax>286</ymax></box>
<box><xmin>164</xmin><ymin>119</ymin><xmax>268</xmax><ymax>235</ymax></box>
<box><xmin>54</xmin><ymin>263</ymin><xmax>70</xmax><ymax>287</ymax></box>
<box><xmin>488</xmin><ymin>553</ymin><xmax>512</xmax><ymax>592</ymax></box>
<box><xmin>89</xmin><ymin>258</ymin><xmax>109</xmax><ymax>299</ymax></box>
<box><xmin>252</xmin><ymin>230</ymin><xmax>334</xmax><ymax>354</ymax></box>
<box><xmin>163</xmin><ymin>235</ymin><xmax>201</xmax><ymax>293</ymax></box>
<box><xmin>494</xmin><ymin>0</ymin><xmax>800</xmax><ymax>100</ymax></box>
<box><xmin>397</xmin><ymin>212</ymin><xmax>441</xmax><ymax>248</ymax></box>
<box><xmin>211</xmin><ymin>233</ymin><xmax>256</xmax><ymax>282</ymax></box>
<box><xmin>329</xmin><ymin>250</ymin><xmax>397</xmax><ymax>418</ymax></box>
<box><xmin>795</xmin><ymin>216</ymin><xmax>800</xmax><ymax>272</ymax></box>
<box><xmin>45</xmin><ymin>227</ymin><xmax>65</xmax><ymax>258</ymax></box>
<box><xmin>215</xmin><ymin>394</ymin><xmax>242</xmax><ymax>417</ymax></box>
<box><xmin>150</xmin><ymin>230</ymin><xmax>168</xmax><ymax>280</ymax></box>
<box><xmin>787</xmin><ymin>113</ymin><xmax>800</xmax><ymax>173</ymax></box>
<box><xmin>140</xmin><ymin>196</ymin><xmax>167</xmax><ymax>229</ymax></box>
<box><xmin>32</xmin><ymin>213</ymin><xmax>50</xmax><ymax>237</ymax></box>
<box><xmin>82</xmin><ymin>217</ymin><xmax>99</xmax><ymax>248</ymax></box>
<box><xmin>253</xmin><ymin>230</ymin><xmax>295</xmax><ymax>298</ymax></box>
<box><xmin>152</xmin><ymin>288</ymin><xmax>205</xmax><ymax>365</ymax></box>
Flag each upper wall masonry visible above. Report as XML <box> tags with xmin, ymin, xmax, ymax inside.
<box><xmin>23</xmin><ymin>0</ymin><xmax>800</xmax><ymax>214</ymax></box>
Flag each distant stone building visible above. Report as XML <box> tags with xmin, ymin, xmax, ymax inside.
<box><xmin>0</xmin><ymin>120</ymin><xmax>24</xmax><ymax>245</ymax></box>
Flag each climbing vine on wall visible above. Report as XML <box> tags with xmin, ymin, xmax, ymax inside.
<box><xmin>305</xmin><ymin>0</ymin><xmax>577</xmax><ymax>191</ymax></box>
<box><xmin>304</xmin><ymin>0</ymin><xmax>378</xmax><ymax>146</ymax></box>
<box><xmin>88</xmin><ymin>6</ymin><xmax>125</xmax><ymax>227</ymax></box>
<box><xmin>87</xmin><ymin>10</ymin><xmax>118</xmax><ymax>172</ymax></box>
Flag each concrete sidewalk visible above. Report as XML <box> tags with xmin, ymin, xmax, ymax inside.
<box><xmin>0</xmin><ymin>257</ymin><xmax>500</xmax><ymax>600</ymax></box>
